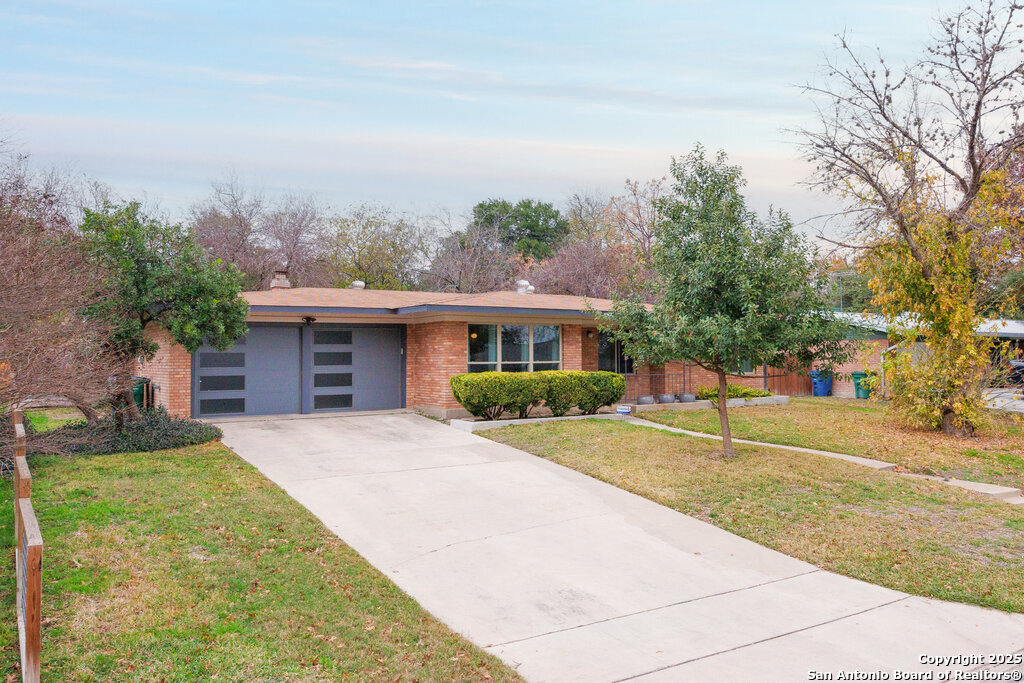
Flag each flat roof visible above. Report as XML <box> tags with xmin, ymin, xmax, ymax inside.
<box><xmin>243</xmin><ymin>287</ymin><xmax>615</xmax><ymax>316</ymax></box>
<box><xmin>836</xmin><ymin>311</ymin><xmax>1024</xmax><ymax>339</ymax></box>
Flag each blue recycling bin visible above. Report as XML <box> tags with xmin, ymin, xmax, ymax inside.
<box><xmin>809</xmin><ymin>370</ymin><xmax>832</xmax><ymax>397</ymax></box>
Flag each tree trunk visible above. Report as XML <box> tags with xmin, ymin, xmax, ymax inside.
<box><xmin>121</xmin><ymin>387</ymin><xmax>142</xmax><ymax>422</ymax></box>
<box><xmin>66</xmin><ymin>394</ymin><xmax>101</xmax><ymax>426</ymax></box>
<box><xmin>941</xmin><ymin>408</ymin><xmax>974</xmax><ymax>438</ymax></box>
<box><xmin>716</xmin><ymin>369</ymin><xmax>735</xmax><ymax>458</ymax></box>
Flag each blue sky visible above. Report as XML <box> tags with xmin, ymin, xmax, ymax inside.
<box><xmin>1</xmin><ymin>0</ymin><xmax>955</xmax><ymax>234</ymax></box>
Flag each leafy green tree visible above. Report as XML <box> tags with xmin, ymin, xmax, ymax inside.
<box><xmin>472</xmin><ymin>198</ymin><xmax>569</xmax><ymax>260</ymax></box>
<box><xmin>81</xmin><ymin>202</ymin><xmax>249</xmax><ymax>421</ymax></box>
<box><xmin>823</xmin><ymin>269</ymin><xmax>878</xmax><ymax>313</ymax></box>
<box><xmin>604</xmin><ymin>147</ymin><xmax>851</xmax><ymax>457</ymax></box>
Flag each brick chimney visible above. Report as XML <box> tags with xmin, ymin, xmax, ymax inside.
<box><xmin>269</xmin><ymin>269</ymin><xmax>291</xmax><ymax>290</ymax></box>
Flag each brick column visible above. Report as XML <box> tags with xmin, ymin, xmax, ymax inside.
<box><xmin>582</xmin><ymin>327</ymin><xmax>599</xmax><ymax>370</ymax></box>
<box><xmin>562</xmin><ymin>325</ymin><xmax>583</xmax><ymax>370</ymax></box>
<box><xmin>136</xmin><ymin>327</ymin><xmax>193</xmax><ymax>417</ymax></box>
<box><xmin>406</xmin><ymin>321</ymin><xmax>468</xmax><ymax>415</ymax></box>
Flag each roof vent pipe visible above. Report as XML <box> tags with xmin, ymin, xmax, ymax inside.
<box><xmin>516</xmin><ymin>279</ymin><xmax>531</xmax><ymax>295</ymax></box>
<box><xmin>350</xmin><ymin>280</ymin><xmax>366</xmax><ymax>289</ymax></box>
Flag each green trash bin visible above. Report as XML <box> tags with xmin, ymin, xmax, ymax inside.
<box><xmin>131</xmin><ymin>377</ymin><xmax>150</xmax><ymax>411</ymax></box>
<box><xmin>851</xmin><ymin>371</ymin><xmax>870</xmax><ymax>399</ymax></box>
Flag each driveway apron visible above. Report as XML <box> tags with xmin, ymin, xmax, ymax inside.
<box><xmin>218</xmin><ymin>412</ymin><xmax>1024</xmax><ymax>682</ymax></box>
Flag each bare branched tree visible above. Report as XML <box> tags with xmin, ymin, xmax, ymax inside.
<box><xmin>799</xmin><ymin>0</ymin><xmax>1024</xmax><ymax>434</ymax></box>
<box><xmin>424</xmin><ymin>217</ymin><xmax>521</xmax><ymax>293</ymax></box>
<box><xmin>799</xmin><ymin>1</ymin><xmax>1024</xmax><ymax>258</ymax></box>
<box><xmin>525</xmin><ymin>239</ymin><xmax>639</xmax><ymax>299</ymax></box>
<box><xmin>191</xmin><ymin>177</ymin><xmax>274</xmax><ymax>289</ymax></box>
<box><xmin>564</xmin><ymin>191</ymin><xmax>612</xmax><ymax>242</ymax></box>
<box><xmin>191</xmin><ymin>178</ymin><xmax>332</xmax><ymax>289</ymax></box>
<box><xmin>606</xmin><ymin>177</ymin><xmax>666</xmax><ymax>259</ymax></box>
<box><xmin>264</xmin><ymin>193</ymin><xmax>330</xmax><ymax>287</ymax></box>
<box><xmin>0</xmin><ymin>154</ymin><xmax>114</xmax><ymax>435</ymax></box>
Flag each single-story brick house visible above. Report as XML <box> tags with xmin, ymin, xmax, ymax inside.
<box><xmin>139</xmin><ymin>275</ymin><xmax>813</xmax><ymax>419</ymax></box>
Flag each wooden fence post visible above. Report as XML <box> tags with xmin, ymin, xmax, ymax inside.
<box><xmin>11</xmin><ymin>408</ymin><xmax>42</xmax><ymax>683</ymax></box>
<box><xmin>16</xmin><ymin>499</ymin><xmax>42</xmax><ymax>683</ymax></box>
<box><xmin>12</xmin><ymin>412</ymin><xmax>28</xmax><ymax>542</ymax></box>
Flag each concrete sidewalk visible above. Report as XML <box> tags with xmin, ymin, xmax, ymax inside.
<box><xmin>219</xmin><ymin>412</ymin><xmax>1024</xmax><ymax>682</ymax></box>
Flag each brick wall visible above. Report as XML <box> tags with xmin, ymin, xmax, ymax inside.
<box><xmin>406</xmin><ymin>321</ymin><xmax>467</xmax><ymax>416</ymax></box>
<box><xmin>582</xmin><ymin>327</ymin><xmax>599</xmax><ymax>371</ymax></box>
<box><xmin>826</xmin><ymin>338</ymin><xmax>888</xmax><ymax>398</ymax></box>
<box><xmin>136</xmin><ymin>327</ymin><xmax>192</xmax><ymax>417</ymax></box>
<box><xmin>406</xmin><ymin>321</ymin><xmax>602</xmax><ymax>417</ymax></box>
<box><xmin>562</xmin><ymin>325</ymin><xmax>583</xmax><ymax>370</ymax></box>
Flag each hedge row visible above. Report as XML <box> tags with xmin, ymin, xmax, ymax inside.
<box><xmin>694</xmin><ymin>383</ymin><xmax>771</xmax><ymax>401</ymax></box>
<box><xmin>450</xmin><ymin>371</ymin><xmax>626</xmax><ymax>420</ymax></box>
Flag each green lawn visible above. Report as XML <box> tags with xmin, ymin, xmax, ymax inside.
<box><xmin>484</xmin><ymin>420</ymin><xmax>1024</xmax><ymax>614</ymax></box>
<box><xmin>24</xmin><ymin>408</ymin><xmax>84</xmax><ymax>433</ymax></box>
<box><xmin>0</xmin><ymin>443</ymin><xmax>518</xmax><ymax>681</ymax></box>
<box><xmin>643</xmin><ymin>397</ymin><xmax>1024</xmax><ymax>490</ymax></box>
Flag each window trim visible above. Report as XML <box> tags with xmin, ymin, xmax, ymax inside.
<box><xmin>467</xmin><ymin>324</ymin><xmax>562</xmax><ymax>373</ymax></box>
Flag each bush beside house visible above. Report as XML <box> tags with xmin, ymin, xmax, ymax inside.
<box><xmin>450</xmin><ymin>371</ymin><xmax>626</xmax><ymax>420</ymax></box>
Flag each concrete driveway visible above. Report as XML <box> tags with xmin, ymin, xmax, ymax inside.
<box><xmin>219</xmin><ymin>412</ymin><xmax>1024</xmax><ymax>682</ymax></box>
<box><xmin>987</xmin><ymin>388</ymin><xmax>1024</xmax><ymax>414</ymax></box>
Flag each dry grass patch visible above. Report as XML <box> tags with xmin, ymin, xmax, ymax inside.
<box><xmin>0</xmin><ymin>442</ymin><xmax>518</xmax><ymax>681</ymax></box>
<box><xmin>644</xmin><ymin>397</ymin><xmax>1024</xmax><ymax>489</ymax></box>
<box><xmin>484</xmin><ymin>420</ymin><xmax>1024</xmax><ymax>614</ymax></box>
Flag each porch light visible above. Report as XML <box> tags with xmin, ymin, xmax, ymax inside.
<box><xmin>586</xmin><ymin>330</ymin><xmax>595</xmax><ymax>339</ymax></box>
<box><xmin>470</xmin><ymin>332</ymin><xmax>478</xmax><ymax>339</ymax></box>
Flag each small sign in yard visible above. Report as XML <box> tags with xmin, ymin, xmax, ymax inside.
<box><xmin>616</xmin><ymin>405</ymin><xmax>632</xmax><ymax>415</ymax></box>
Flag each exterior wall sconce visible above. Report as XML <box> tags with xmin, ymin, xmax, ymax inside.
<box><xmin>586</xmin><ymin>330</ymin><xmax>595</xmax><ymax>339</ymax></box>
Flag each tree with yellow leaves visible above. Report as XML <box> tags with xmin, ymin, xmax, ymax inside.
<box><xmin>800</xmin><ymin>0</ymin><xmax>1024</xmax><ymax>435</ymax></box>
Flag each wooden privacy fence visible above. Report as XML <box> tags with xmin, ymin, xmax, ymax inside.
<box><xmin>11</xmin><ymin>410</ymin><xmax>42</xmax><ymax>683</ymax></box>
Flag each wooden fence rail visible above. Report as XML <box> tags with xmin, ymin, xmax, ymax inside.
<box><xmin>11</xmin><ymin>409</ymin><xmax>42</xmax><ymax>683</ymax></box>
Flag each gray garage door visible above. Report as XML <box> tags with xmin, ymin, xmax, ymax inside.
<box><xmin>194</xmin><ymin>324</ymin><xmax>403</xmax><ymax>417</ymax></box>
<box><xmin>306</xmin><ymin>326</ymin><xmax>404</xmax><ymax>412</ymax></box>
<box><xmin>194</xmin><ymin>326</ymin><xmax>301</xmax><ymax>417</ymax></box>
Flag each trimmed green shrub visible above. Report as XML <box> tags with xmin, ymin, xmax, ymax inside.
<box><xmin>695</xmin><ymin>383</ymin><xmax>771</xmax><ymax>401</ymax></box>
<box><xmin>450</xmin><ymin>372</ymin><xmax>544</xmax><ymax>420</ymax></box>
<box><xmin>38</xmin><ymin>408</ymin><xmax>222</xmax><ymax>455</ymax></box>
<box><xmin>577</xmin><ymin>371</ymin><xmax>627</xmax><ymax>414</ymax></box>
<box><xmin>536</xmin><ymin>371</ymin><xmax>578</xmax><ymax>417</ymax></box>
<box><xmin>500</xmin><ymin>372</ymin><xmax>547</xmax><ymax>418</ymax></box>
<box><xmin>450</xmin><ymin>370</ymin><xmax>627</xmax><ymax>420</ymax></box>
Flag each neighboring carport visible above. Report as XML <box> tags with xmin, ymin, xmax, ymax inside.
<box><xmin>218</xmin><ymin>412</ymin><xmax>1024</xmax><ymax>682</ymax></box>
